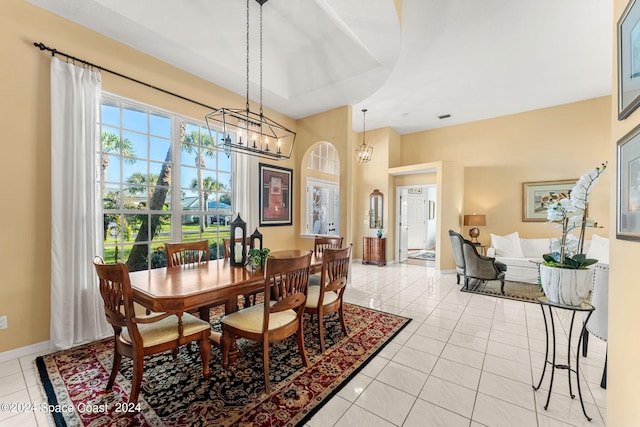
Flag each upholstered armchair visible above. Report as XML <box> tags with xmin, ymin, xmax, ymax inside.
<box><xmin>462</xmin><ymin>240</ymin><xmax>507</xmax><ymax>293</ymax></box>
<box><xmin>582</xmin><ymin>263</ymin><xmax>608</xmax><ymax>389</ymax></box>
<box><xmin>448</xmin><ymin>230</ymin><xmax>466</xmax><ymax>285</ymax></box>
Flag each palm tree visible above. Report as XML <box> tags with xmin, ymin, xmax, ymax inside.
<box><xmin>190</xmin><ymin>176</ymin><xmax>225</xmax><ymax>231</ymax></box>
<box><xmin>101</xmin><ymin>131</ymin><xmax>135</xmax><ymax>183</ymax></box>
<box><xmin>126</xmin><ymin>122</ymin><xmax>218</xmax><ymax>271</ymax></box>
<box><xmin>182</xmin><ymin>127</ymin><xmax>217</xmax><ymax>231</ymax></box>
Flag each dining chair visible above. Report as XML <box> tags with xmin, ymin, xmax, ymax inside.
<box><xmin>313</xmin><ymin>236</ymin><xmax>344</xmax><ymax>254</ymax></box>
<box><xmin>93</xmin><ymin>256</ymin><xmax>211</xmax><ymax>405</ymax></box>
<box><xmin>165</xmin><ymin>240</ymin><xmax>209</xmax><ymax>267</ymax></box>
<box><xmin>305</xmin><ymin>245</ymin><xmax>352</xmax><ymax>352</ymax></box>
<box><xmin>310</xmin><ymin>236</ymin><xmax>344</xmax><ymax>286</ymax></box>
<box><xmin>223</xmin><ymin>237</ymin><xmax>260</xmax><ymax>307</ymax></box>
<box><xmin>165</xmin><ymin>240</ymin><xmax>228</xmax><ymax>321</ymax></box>
<box><xmin>220</xmin><ymin>251</ymin><xmax>312</xmax><ymax>394</ymax></box>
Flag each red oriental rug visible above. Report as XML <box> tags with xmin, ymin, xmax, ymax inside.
<box><xmin>36</xmin><ymin>303</ymin><xmax>410</xmax><ymax>426</ymax></box>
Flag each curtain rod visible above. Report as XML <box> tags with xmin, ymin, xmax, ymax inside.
<box><xmin>33</xmin><ymin>42</ymin><xmax>216</xmax><ymax>111</ymax></box>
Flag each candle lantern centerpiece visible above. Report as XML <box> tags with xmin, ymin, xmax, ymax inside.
<box><xmin>229</xmin><ymin>213</ymin><xmax>247</xmax><ymax>266</ymax></box>
<box><xmin>250</xmin><ymin>228</ymin><xmax>263</xmax><ymax>250</ymax></box>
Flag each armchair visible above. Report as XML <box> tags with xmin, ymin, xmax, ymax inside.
<box><xmin>462</xmin><ymin>240</ymin><xmax>507</xmax><ymax>294</ymax></box>
<box><xmin>448</xmin><ymin>230</ymin><xmax>466</xmax><ymax>284</ymax></box>
<box><xmin>581</xmin><ymin>263</ymin><xmax>608</xmax><ymax>389</ymax></box>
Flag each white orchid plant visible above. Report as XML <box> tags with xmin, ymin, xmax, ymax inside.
<box><xmin>542</xmin><ymin>162</ymin><xmax>607</xmax><ymax>269</ymax></box>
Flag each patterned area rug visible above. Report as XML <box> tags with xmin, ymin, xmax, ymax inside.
<box><xmin>460</xmin><ymin>279</ymin><xmax>544</xmax><ymax>302</ymax></box>
<box><xmin>36</xmin><ymin>304</ymin><xmax>410</xmax><ymax>427</ymax></box>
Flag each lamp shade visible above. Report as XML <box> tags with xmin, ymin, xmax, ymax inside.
<box><xmin>463</xmin><ymin>214</ymin><xmax>486</xmax><ymax>227</ymax></box>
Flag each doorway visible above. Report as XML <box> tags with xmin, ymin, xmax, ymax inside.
<box><xmin>397</xmin><ymin>185</ymin><xmax>437</xmax><ymax>263</ymax></box>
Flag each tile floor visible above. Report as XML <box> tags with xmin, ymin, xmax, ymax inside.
<box><xmin>0</xmin><ymin>262</ymin><xmax>607</xmax><ymax>427</ymax></box>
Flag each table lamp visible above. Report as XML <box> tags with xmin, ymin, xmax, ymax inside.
<box><xmin>463</xmin><ymin>214</ymin><xmax>486</xmax><ymax>243</ymax></box>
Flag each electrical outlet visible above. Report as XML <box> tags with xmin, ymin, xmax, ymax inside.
<box><xmin>0</xmin><ymin>316</ymin><xmax>7</xmax><ymax>330</ymax></box>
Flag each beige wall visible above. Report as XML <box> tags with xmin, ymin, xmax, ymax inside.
<box><xmin>400</xmin><ymin>97</ymin><xmax>612</xmax><ymax>247</ymax></box>
<box><xmin>294</xmin><ymin>106</ymin><xmax>354</xmax><ymax>251</ymax></box>
<box><xmin>610</xmin><ymin>0</ymin><xmax>640</xmax><ymax>424</ymax></box>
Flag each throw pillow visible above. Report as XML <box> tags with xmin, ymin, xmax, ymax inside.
<box><xmin>490</xmin><ymin>232</ymin><xmax>524</xmax><ymax>258</ymax></box>
<box><xmin>586</xmin><ymin>234</ymin><xmax>609</xmax><ymax>264</ymax></box>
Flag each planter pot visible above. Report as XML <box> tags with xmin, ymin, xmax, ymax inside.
<box><xmin>539</xmin><ymin>264</ymin><xmax>593</xmax><ymax>306</ymax></box>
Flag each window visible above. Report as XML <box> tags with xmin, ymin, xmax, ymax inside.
<box><xmin>305</xmin><ymin>142</ymin><xmax>340</xmax><ymax>236</ymax></box>
<box><xmin>307</xmin><ymin>141</ymin><xmax>339</xmax><ymax>175</ymax></box>
<box><xmin>99</xmin><ymin>95</ymin><xmax>232</xmax><ymax>271</ymax></box>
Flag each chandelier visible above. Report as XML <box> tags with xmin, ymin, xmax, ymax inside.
<box><xmin>355</xmin><ymin>108</ymin><xmax>372</xmax><ymax>163</ymax></box>
<box><xmin>205</xmin><ymin>0</ymin><xmax>295</xmax><ymax>160</ymax></box>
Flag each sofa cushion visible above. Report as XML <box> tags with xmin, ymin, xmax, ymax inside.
<box><xmin>490</xmin><ymin>232</ymin><xmax>524</xmax><ymax>258</ymax></box>
<box><xmin>520</xmin><ymin>238</ymin><xmax>551</xmax><ymax>258</ymax></box>
<box><xmin>586</xmin><ymin>234</ymin><xmax>609</xmax><ymax>264</ymax></box>
<box><xmin>497</xmin><ymin>257</ymin><xmax>540</xmax><ymax>269</ymax></box>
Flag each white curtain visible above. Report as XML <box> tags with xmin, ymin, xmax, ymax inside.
<box><xmin>50</xmin><ymin>57</ymin><xmax>110</xmax><ymax>350</ymax></box>
<box><xmin>233</xmin><ymin>154</ymin><xmax>260</xmax><ymax>231</ymax></box>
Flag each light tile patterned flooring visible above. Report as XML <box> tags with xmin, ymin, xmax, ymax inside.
<box><xmin>0</xmin><ymin>262</ymin><xmax>607</xmax><ymax>426</ymax></box>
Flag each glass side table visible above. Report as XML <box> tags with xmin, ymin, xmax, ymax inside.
<box><xmin>533</xmin><ymin>296</ymin><xmax>594</xmax><ymax>421</ymax></box>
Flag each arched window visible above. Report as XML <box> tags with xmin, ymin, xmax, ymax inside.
<box><xmin>305</xmin><ymin>142</ymin><xmax>340</xmax><ymax>236</ymax></box>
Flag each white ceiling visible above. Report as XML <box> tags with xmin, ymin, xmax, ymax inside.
<box><xmin>28</xmin><ymin>0</ymin><xmax>612</xmax><ymax>135</ymax></box>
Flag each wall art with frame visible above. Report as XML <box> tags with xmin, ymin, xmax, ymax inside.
<box><xmin>618</xmin><ymin>0</ymin><xmax>640</xmax><ymax>119</ymax></box>
<box><xmin>522</xmin><ymin>180</ymin><xmax>576</xmax><ymax>222</ymax></box>
<box><xmin>259</xmin><ymin>163</ymin><xmax>292</xmax><ymax>226</ymax></box>
<box><xmin>617</xmin><ymin>123</ymin><xmax>640</xmax><ymax>240</ymax></box>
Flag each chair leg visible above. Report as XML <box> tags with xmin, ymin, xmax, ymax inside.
<box><xmin>317</xmin><ymin>311</ymin><xmax>326</xmax><ymax>353</ymax></box>
<box><xmin>456</xmin><ymin>273</ymin><xmax>460</xmax><ymax>284</ymax></box>
<box><xmin>129</xmin><ymin>356</ymin><xmax>144</xmax><ymax>405</ymax></box>
<box><xmin>198</xmin><ymin>336</ymin><xmax>211</xmax><ymax>379</ymax></box>
<box><xmin>262</xmin><ymin>340</ymin><xmax>270</xmax><ymax>394</ymax></box>
<box><xmin>107</xmin><ymin>348</ymin><xmax>122</xmax><ymax>390</ymax></box>
<box><xmin>500</xmin><ymin>278</ymin><xmax>505</xmax><ymax>295</ymax></box>
<box><xmin>297</xmin><ymin>321</ymin><xmax>310</xmax><ymax>367</ymax></box>
<box><xmin>338</xmin><ymin>303</ymin><xmax>348</xmax><ymax>337</ymax></box>
<box><xmin>582</xmin><ymin>326</ymin><xmax>589</xmax><ymax>357</ymax></box>
<box><xmin>601</xmin><ymin>351</ymin><xmax>607</xmax><ymax>389</ymax></box>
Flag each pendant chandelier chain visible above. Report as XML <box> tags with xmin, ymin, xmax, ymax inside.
<box><xmin>245</xmin><ymin>0</ymin><xmax>250</xmax><ymax>111</ymax></box>
<box><xmin>260</xmin><ymin>2</ymin><xmax>264</xmax><ymax>117</ymax></box>
<box><xmin>205</xmin><ymin>0</ymin><xmax>296</xmax><ymax>160</ymax></box>
<box><xmin>362</xmin><ymin>108</ymin><xmax>367</xmax><ymax>144</ymax></box>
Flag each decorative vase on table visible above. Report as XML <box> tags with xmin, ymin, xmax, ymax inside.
<box><xmin>539</xmin><ymin>162</ymin><xmax>606</xmax><ymax>306</ymax></box>
<box><xmin>539</xmin><ymin>264</ymin><xmax>593</xmax><ymax>306</ymax></box>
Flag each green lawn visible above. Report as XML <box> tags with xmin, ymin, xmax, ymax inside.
<box><xmin>103</xmin><ymin>224</ymin><xmax>231</xmax><ymax>264</ymax></box>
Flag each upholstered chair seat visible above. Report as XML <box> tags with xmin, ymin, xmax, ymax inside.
<box><xmin>120</xmin><ymin>313</ymin><xmax>211</xmax><ymax>347</ymax></box>
<box><xmin>306</xmin><ymin>285</ymin><xmax>339</xmax><ymax>308</ymax></box>
<box><xmin>221</xmin><ymin>302</ymin><xmax>297</xmax><ymax>334</ymax></box>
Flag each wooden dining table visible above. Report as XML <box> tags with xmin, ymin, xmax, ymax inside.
<box><xmin>128</xmin><ymin>249</ymin><xmax>322</xmax><ymax>365</ymax></box>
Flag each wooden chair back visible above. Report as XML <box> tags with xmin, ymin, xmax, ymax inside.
<box><xmin>320</xmin><ymin>246</ymin><xmax>352</xmax><ymax>297</ymax></box>
<box><xmin>93</xmin><ymin>256</ymin><xmax>140</xmax><ymax>344</ymax></box>
<box><xmin>165</xmin><ymin>240</ymin><xmax>209</xmax><ymax>267</ymax></box>
<box><xmin>313</xmin><ymin>236</ymin><xmax>343</xmax><ymax>255</ymax></box>
<box><xmin>222</xmin><ymin>237</ymin><xmax>253</xmax><ymax>260</ymax></box>
<box><xmin>263</xmin><ymin>252</ymin><xmax>312</xmax><ymax>322</ymax></box>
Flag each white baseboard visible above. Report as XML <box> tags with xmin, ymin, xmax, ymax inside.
<box><xmin>0</xmin><ymin>341</ymin><xmax>50</xmax><ymax>363</ymax></box>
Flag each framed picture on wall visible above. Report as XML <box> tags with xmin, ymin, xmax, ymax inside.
<box><xmin>618</xmin><ymin>0</ymin><xmax>640</xmax><ymax>119</ymax></box>
<box><xmin>259</xmin><ymin>163</ymin><xmax>292</xmax><ymax>226</ymax></box>
<box><xmin>522</xmin><ymin>180</ymin><xmax>576</xmax><ymax>222</ymax></box>
<box><xmin>617</xmin><ymin>123</ymin><xmax>640</xmax><ymax>240</ymax></box>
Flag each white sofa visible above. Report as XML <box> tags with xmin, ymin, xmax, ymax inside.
<box><xmin>485</xmin><ymin>232</ymin><xmax>609</xmax><ymax>284</ymax></box>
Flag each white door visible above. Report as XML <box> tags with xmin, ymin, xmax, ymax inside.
<box><xmin>407</xmin><ymin>192</ymin><xmax>427</xmax><ymax>249</ymax></box>
<box><xmin>398</xmin><ymin>188</ymin><xmax>409</xmax><ymax>262</ymax></box>
<box><xmin>306</xmin><ymin>178</ymin><xmax>340</xmax><ymax>235</ymax></box>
